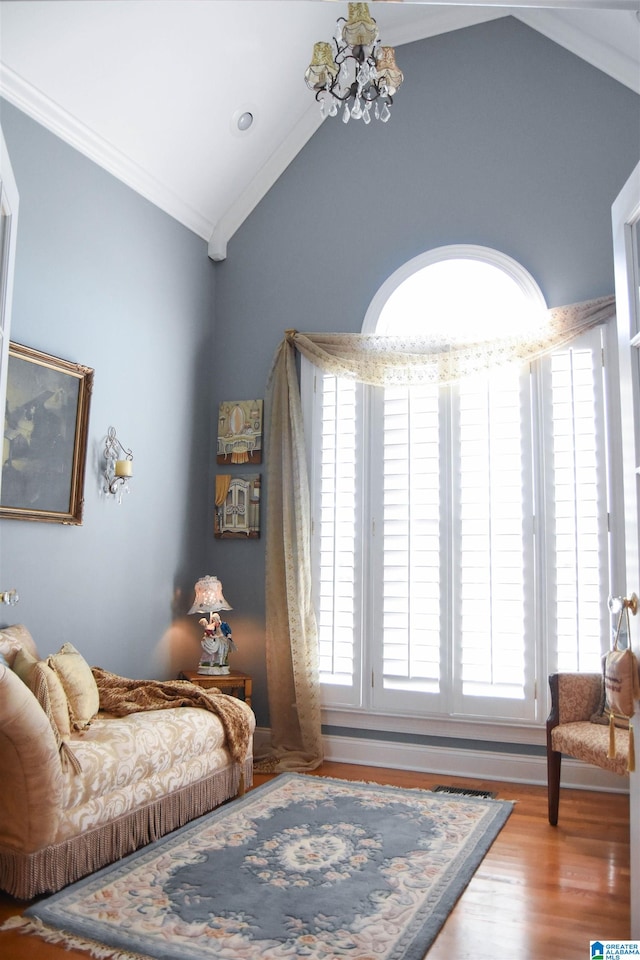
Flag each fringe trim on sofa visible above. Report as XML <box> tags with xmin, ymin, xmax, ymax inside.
<box><xmin>0</xmin><ymin>756</ymin><xmax>252</xmax><ymax>901</ymax></box>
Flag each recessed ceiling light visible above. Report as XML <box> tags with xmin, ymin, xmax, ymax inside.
<box><xmin>231</xmin><ymin>106</ymin><xmax>257</xmax><ymax>136</ymax></box>
<box><xmin>237</xmin><ymin>111</ymin><xmax>253</xmax><ymax>132</ymax></box>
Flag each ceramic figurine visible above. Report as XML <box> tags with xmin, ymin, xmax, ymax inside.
<box><xmin>197</xmin><ymin>613</ymin><xmax>236</xmax><ymax>675</ymax></box>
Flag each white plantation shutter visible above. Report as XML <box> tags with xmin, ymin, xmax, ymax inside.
<box><xmin>307</xmin><ymin>367</ymin><xmax>361</xmax><ymax>704</ymax></box>
<box><xmin>372</xmin><ymin>384</ymin><xmax>442</xmax><ymax>711</ymax></box>
<box><xmin>305</xmin><ymin>334</ymin><xmax>610</xmax><ymax>722</ymax></box>
<box><xmin>541</xmin><ymin>328</ymin><xmax>609</xmax><ymax>674</ymax></box>
<box><xmin>452</xmin><ymin>365</ymin><xmax>536</xmax><ymax>719</ymax></box>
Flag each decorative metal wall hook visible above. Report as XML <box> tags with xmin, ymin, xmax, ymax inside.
<box><xmin>608</xmin><ymin>594</ymin><xmax>638</xmax><ymax>616</ymax></box>
<box><xmin>104</xmin><ymin>427</ymin><xmax>133</xmax><ymax>502</ymax></box>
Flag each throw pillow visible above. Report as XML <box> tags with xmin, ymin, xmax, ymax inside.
<box><xmin>12</xmin><ymin>646</ymin><xmax>71</xmax><ymax>738</ymax></box>
<box><xmin>0</xmin><ymin>623</ymin><xmax>39</xmax><ymax>667</ymax></box>
<box><xmin>589</xmin><ymin>650</ymin><xmax>640</xmax><ymax>730</ymax></box>
<box><xmin>604</xmin><ymin>647</ymin><xmax>640</xmax><ymax>722</ymax></box>
<box><xmin>591</xmin><ymin>645</ymin><xmax>640</xmax><ymax>773</ymax></box>
<box><xmin>12</xmin><ymin>645</ymin><xmax>37</xmax><ymax>685</ymax></box>
<box><xmin>48</xmin><ymin>642</ymin><xmax>99</xmax><ymax>730</ymax></box>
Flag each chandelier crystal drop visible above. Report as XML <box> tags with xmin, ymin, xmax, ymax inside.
<box><xmin>304</xmin><ymin>3</ymin><xmax>403</xmax><ymax>124</ymax></box>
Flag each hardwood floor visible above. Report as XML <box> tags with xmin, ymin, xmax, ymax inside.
<box><xmin>0</xmin><ymin>761</ymin><xmax>629</xmax><ymax>959</ymax></box>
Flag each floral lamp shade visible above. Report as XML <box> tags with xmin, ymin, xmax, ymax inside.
<box><xmin>188</xmin><ymin>575</ymin><xmax>232</xmax><ymax>615</ymax></box>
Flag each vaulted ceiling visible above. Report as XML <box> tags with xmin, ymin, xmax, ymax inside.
<box><xmin>1</xmin><ymin>1</ymin><xmax>638</xmax><ymax>260</ymax></box>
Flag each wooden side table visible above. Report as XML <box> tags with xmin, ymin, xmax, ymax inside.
<box><xmin>179</xmin><ymin>669</ymin><xmax>252</xmax><ymax>709</ymax></box>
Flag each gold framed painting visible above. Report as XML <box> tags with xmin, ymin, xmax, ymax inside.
<box><xmin>1</xmin><ymin>342</ymin><xmax>94</xmax><ymax>524</ymax></box>
<box><xmin>217</xmin><ymin>399</ymin><xmax>263</xmax><ymax>465</ymax></box>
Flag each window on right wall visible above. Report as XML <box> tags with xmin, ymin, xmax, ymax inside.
<box><xmin>302</xmin><ymin>246</ymin><xmax>611</xmax><ymax>729</ymax></box>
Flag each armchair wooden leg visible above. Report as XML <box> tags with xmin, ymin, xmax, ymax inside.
<box><xmin>547</xmin><ymin>748</ymin><xmax>561</xmax><ymax>826</ymax></box>
<box><xmin>546</xmin><ymin>674</ymin><xmax>561</xmax><ymax>826</ymax></box>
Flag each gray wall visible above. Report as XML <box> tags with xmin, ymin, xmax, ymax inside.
<box><xmin>1</xmin><ymin>18</ymin><xmax>638</xmax><ymax>729</ymax></box>
<box><xmin>213</xmin><ymin>17</ymin><xmax>640</xmax><ymax>727</ymax></box>
<box><xmin>1</xmin><ymin>99</ymin><xmax>216</xmax><ymax>680</ymax></box>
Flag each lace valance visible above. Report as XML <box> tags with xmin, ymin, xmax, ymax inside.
<box><xmin>282</xmin><ymin>295</ymin><xmax>615</xmax><ymax>386</ymax></box>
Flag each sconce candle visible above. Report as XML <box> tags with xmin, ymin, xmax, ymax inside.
<box><xmin>104</xmin><ymin>427</ymin><xmax>134</xmax><ymax>503</ymax></box>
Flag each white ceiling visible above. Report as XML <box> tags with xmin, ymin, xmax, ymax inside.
<box><xmin>1</xmin><ymin>1</ymin><xmax>638</xmax><ymax>260</ymax></box>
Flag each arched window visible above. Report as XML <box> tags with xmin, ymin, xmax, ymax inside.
<box><xmin>364</xmin><ymin>245</ymin><xmax>546</xmax><ymax>337</ymax></box>
<box><xmin>303</xmin><ymin>247</ymin><xmax>610</xmax><ymax>738</ymax></box>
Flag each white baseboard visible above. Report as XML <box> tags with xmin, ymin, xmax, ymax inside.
<box><xmin>253</xmin><ymin>727</ymin><xmax>628</xmax><ymax>795</ymax></box>
<box><xmin>252</xmin><ymin>728</ymin><xmax>272</xmax><ymax>754</ymax></box>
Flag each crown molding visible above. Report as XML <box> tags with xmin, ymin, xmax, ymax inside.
<box><xmin>515</xmin><ymin>9</ymin><xmax>640</xmax><ymax>93</ymax></box>
<box><xmin>0</xmin><ymin>64</ymin><xmax>214</xmax><ymax>240</ymax></box>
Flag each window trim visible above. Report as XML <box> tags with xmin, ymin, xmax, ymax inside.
<box><xmin>362</xmin><ymin>244</ymin><xmax>547</xmax><ymax>334</ymax></box>
<box><xmin>303</xmin><ymin>246</ymin><xmax>617</xmax><ymax>745</ymax></box>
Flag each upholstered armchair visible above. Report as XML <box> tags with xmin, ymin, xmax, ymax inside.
<box><xmin>546</xmin><ymin>672</ymin><xmax>629</xmax><ymax>825</ymax></box>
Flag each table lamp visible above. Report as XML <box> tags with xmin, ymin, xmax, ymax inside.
<box><xmin>188</xmin><ymin>575</ymin><xmax>235</xmax><ymax>675</ymax></box>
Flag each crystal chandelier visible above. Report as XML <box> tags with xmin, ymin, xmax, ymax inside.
<box><xmin>304</xmin><ymin>2</ymin><xmax>403</xmax><ymax>124</ymax></box>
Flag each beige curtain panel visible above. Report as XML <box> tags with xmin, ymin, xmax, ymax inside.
<box><xmin>259</xmin><ymin>295</ymin><xmax>616</xmax><ymax>772</ymax></box>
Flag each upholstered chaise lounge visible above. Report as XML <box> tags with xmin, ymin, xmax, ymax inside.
<box><xmin>0</xmin><ymin>625</ymin><xmax>255</xmax><ymax>900</ymax></box>
<box><xmin>546</xmin><ymin>672</ymin><xmax>629</xmax><ymax>825</ymax></box>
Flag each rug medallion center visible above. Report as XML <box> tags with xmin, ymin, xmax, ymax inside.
<box><xmin>247</xmin><ymin>821</ymin><xmax>381</xmax><ymax>886</ymax></box>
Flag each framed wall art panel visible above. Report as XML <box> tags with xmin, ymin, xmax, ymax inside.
<box><xmin>214</xmin><ymin>473</ymin><xmax>260</xmax><ymax>539</ymax></box>
<box><xmin>217</xmin><ymin>399</ymin><xmax>263</xmax><ymax>465</ymax></box>
<box><xmin>1</xmin><ymin>342</ymin><xmax>94</xmax><ymax>524</ymax></box>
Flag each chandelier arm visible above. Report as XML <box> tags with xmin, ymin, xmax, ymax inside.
<box><xmin>362</xmin><ymin>89</ymin><xmax>393</xmax><ymax>104</ymax></box>
<box><xmin>320</xmin><ymin>82</ymin><xmax>357</xmax><ymax>105</ymax></box>
<box><xmin>332</xmin><ymin>32</ymin><xmax>348</xmax><ymax>63</ymax></box>
<box><xmin>336</xmin><ymin>47</ymin><xmax>367</xmax><ymax>71</ymax></box>
<box><xmin>320</xmin><ymin>80</ymin><xmax>392</xmax><ymax>106</ymax></box>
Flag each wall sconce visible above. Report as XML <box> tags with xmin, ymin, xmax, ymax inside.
<box><xmin>0</xmin><ymin>589</ymin><xmax>19</xmax><ymax>606</ymax></box>
<box><xmin>104</xmin><ymin>427</ymin><xmax>133</xmax><ymax>503</ymax></box>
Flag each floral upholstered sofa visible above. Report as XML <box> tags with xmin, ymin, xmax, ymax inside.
<box><xmin>0</xmin><ymin>624</ymin><xmax>254</xmax><ymax>900</ymax></box>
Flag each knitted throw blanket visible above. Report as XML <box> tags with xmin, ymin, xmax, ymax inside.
<box><xmin>91</xmin><ymin>668</ymin><xmax>252</xmax><ymax>765</ymax></box>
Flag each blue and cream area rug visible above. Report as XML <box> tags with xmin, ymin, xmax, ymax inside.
<box><xmin>8</xmin><ymin>773</ymin><xmax>513</xmax><ymax>960</ymax></box>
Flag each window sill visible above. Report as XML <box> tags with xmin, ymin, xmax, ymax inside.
<box><xmin>321</xmin><ymin>706</ymin><xmax>547</xmax><ymax>748</ymax></box>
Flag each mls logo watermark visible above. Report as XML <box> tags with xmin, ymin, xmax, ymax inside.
<box><xmin>591</xmin><ymin>942</ymin><xmax>640</xmax><ymax>959</ymax></box>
